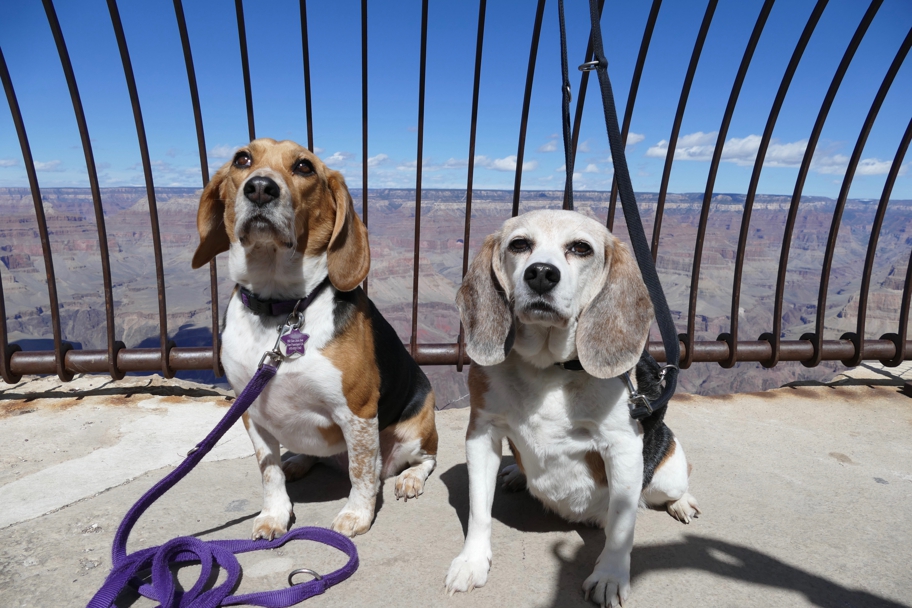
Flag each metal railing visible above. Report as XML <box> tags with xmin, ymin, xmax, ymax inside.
<box><xmin>1</xmin><ymin>0</ymin><xmax>911</xmax><ymax>383</ymax></box>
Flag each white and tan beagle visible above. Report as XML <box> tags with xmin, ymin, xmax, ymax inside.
<box><xmin>192</xmin><ymin>138</ymin><xmax>437</xmax><ymax>539</ymax></box>
<box><xmin>445</xmin><ymin>209</ymin><xmax>700</xmax><ymax>607</ymax></box>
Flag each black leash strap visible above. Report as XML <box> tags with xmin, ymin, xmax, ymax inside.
<box><xmin>558</xmin><ymin>0</ymin><xmax>575</xmax><ymax>211</ymax></box>
<box><xmin>558</xmin><ymin>0</ymin><xmax>680</xmax><ymax>415</ymax></box>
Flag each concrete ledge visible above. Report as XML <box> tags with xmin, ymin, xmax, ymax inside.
<box><xmin>1</xmin><ymin>373</ymin><xmax>910</xmax><ymax>607</ymax></box>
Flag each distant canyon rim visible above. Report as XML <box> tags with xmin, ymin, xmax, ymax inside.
<box><xmin>1</xmin><ymin>186</ymin><xmax>909</xmax><ymax>404</ymax></box>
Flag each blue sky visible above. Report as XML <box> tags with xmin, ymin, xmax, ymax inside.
<box><xmin>1</xmin><ymin>0</ymin><xmax>910</xmax><ymax>198</ymax></box>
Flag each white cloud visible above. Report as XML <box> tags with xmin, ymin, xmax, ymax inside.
<box><xmin>0</xmin><ymin>159</ymin><xmax>19</xmax><ymax>167</ymax></box>
<box><xmin>34</xmin><ymin>160</ymin><xmax>62</xmax><ymax>172</ymax></box>
<box><xmin>578</xmin><ymin>140</ymin><xmax>591</xmax><ymax>153</ymax></box>
<box><xmin>646</xmin><ymin>131</ymin><xmax>793</xmax><ymax>166</ymax></box>
<box><xmin>208</xmin><ymin>144</ymin><xmax>239</xmax><ymax>159</ymax></box>
<box><xmin>367</xmin><ymin>153</ymin><xmax>389</xmax><ymax>167</ymax></box>
<box><xmin>314</xmin><ymin>146</ymin><xmax>325</xmax><ymax>154</ymax></box>
<box><xmin>855</xmin><ymin>158</ymin><xmax>899</xmax><ymax>175</ymax></box>
<box><xmin>476</xmin><ymin>155</ymin><xmax>537</xmax><ymax>172</ymax></box>
<box><xmin>626</xmin><ymin>132</ymin><xmax>645</xmax><ymax>146</ymax></box>
<box><xmin>810</xmin><ymin>154</ymin><xmax>902</xmax><ymax>176</ymax></box>
<box><xmin>644</xmin><ymin>130</ymin><xmax>902</xmax><ymax>178</ymax></box>
<box><xmin>442</xmin><ymin>158</ymin><xmax>467</xmax><ymax>169</ymax></box>
<box><xmin>324</xmin><ymin>151</ymin><xmax>353</xmax><ymax>165</ymax></box>
<box><xmin>584</xmin><ymin>163</ymin><xmax>599</xmax><ymax>173</ymax></box>
<box><xmin>538</xmin><ymin>139</ymin><xmax>557</xmax><ymax>152</ymax></box>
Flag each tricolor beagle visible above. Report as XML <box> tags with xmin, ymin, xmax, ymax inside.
<box><xmin>445</xmin><ymin>210</ymin><xmax>700</xmax><ymax>606</ymax></box>
<box><xmin>192</xmin><ymin>138</ymin><xmax>437</xmax><ymax>539</ymax></box>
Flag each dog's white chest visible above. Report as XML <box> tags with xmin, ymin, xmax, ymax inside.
<box><xmin>221</xmin><ymin>291</ymin><xmax>347</xmax><ymax>456</ymax></box>
<box><xmin>485</xmin><ymin>361</ymin><xmax>636</xmax><ymax>522</ymax></box>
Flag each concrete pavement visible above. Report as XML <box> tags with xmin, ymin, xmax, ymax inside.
<box><xmin>1</xmin><ymin>367</ymin><xmax>910</xmax><ymax>607</ymax></box>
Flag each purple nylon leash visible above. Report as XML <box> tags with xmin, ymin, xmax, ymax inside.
<box><xmin>88</xmin><ymin>281</ymin><xmax>357</xmax><ymax>608</ymax></box>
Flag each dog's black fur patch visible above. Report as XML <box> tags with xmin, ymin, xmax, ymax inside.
<box><xmin>636</xmin><ymin>353</ymin><xmax>675</xmax><ymax>488</ymax></box>
<box><xmin>333</xmin><ymin>287</ymin><xmax>432</xmax><ymax>431</ymax></box>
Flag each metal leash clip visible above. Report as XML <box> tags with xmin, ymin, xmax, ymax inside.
<box><xmin>258</xmin><ymin>299</ymin><xmax>309</xmax><ymax>370</ymax></box>
<box><xmin>622</xmin><ymin>371</ymin><xmax>653</xmax><ymax>420</ymax></box>
<box><xmin>578</xmin><ymin>59</ymin><xmax>602</xmax><ymax>71</ymax></box>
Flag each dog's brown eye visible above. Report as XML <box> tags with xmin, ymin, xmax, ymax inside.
<box><xmin>509</xmin><ymin>238</ymin><xmax>531</xmax><ymax>253</ymax></box>
<box><xmin>293</xmin><ymin>159</ymin><xmax>314</xmax><ymax>176</ymax></box>
<box><xmin>233</xmin><ymin>151</ymin><xmax>252</xmax><ymax>168</ymax></box>
<box><xmin>568</xmin><ymin>241</ymin><xmax>592</xmax><ymax>256</ymax></box>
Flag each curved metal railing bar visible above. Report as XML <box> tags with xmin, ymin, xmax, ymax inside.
<box><xmin>300</xmin><ymin>0</ymin><xmax>315</xmax><ymax>152</ymax></box>
<box><xmin>409</xmin><ymin>0</ymin><xmax>429</xmax><ymax>356</ymax></box>
<box><xmin>887</xmin><ymin>247</ymin><xmax>912</xmax><ymax>367</ymax></box>
<box><xmin>651</xmin><ymin>0</ymin><xmax>717</xmax><ymax>259</ymax></box>
<box><xmin>173</xmin><ymin>0</ymin><xmax>222</xmax><ymax>379</ymax></box>
<box><xmin>606</xmin><ymin>0</ymin><xmax>662</xmax><ymax>232</ymax></box>
<box><xmin>0</xmin><ymin>48</ymin><xmax>33</xmax><ymax>383</ymax></box>
<box><xmin>2</xmin><ymin>2</ymin><xmax>911</xmax><ymax>381</ymax></box>
<box><xmin>813</xmin><ymin>27</ymin><xmax>912</xmax><ymax>367</ymax></box>
<box><xmin>456</xmin><ymin>0</ymin><xmax>488</xmax><ymax>372</ymax></box>
<box><xmin>235</xmin><ymin>0</ymin><xmax>256</xmax><ymax>141</ymax></box>
<box><xmin>680</xmin><ymin>0</ymin><xmax>774</xmax><ymax>369</ymax></box>
<box><xmin>0</xmin><ymin>46</ymin><xmax>72</xmax><ymax>381</ymax></box>
<box><xmin>857</xmin><ymin>114</ymin><xmax>912</xmax><ymax>367</ymax></box>
<box><xmin>0</xmin><ymin>259</ymin><xmax>16</xmax><ymax>383</ymax></box>
<box><xmin>511</xmin><ymin>0</ymin><xmax>547</xmax><ymax>218</ymax></box>
<box><xmin>44</xmin><ymin>0</ymin><xmax>124</xmax><ymax>380</ymax></box>
<box><xmin>723</xmin><ymin>0</ymin><xmax>827</xmax><ymax>369</ymax></box>
<box><xmin>107</xmin><ymin>0</ymin><xmax>174</xmax><ymax>378</ymax></box>
<box><xmin>360</xmin><ymin>0</ymin><xmax>369</xmax><ymax>297</ymax></box>
<box><xmin>767</xmin><ymin>0</ymin><xmax>882</xmax><ymax>367</ymax></box>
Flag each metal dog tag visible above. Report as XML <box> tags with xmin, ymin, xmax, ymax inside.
<box><xmin>279</xmin><ymin>328</ymin><xmax>309</xmax><ymax>358</ymax></box>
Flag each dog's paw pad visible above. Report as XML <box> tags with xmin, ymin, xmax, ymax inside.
<box><xmin>251</xmin><ymin>510</ymin><xmax>293</xmax><ymax>541</ymax></box>
<box><xmin>394</xmin><ymin>469</ymin><xmax>426</xmax><ymax>501</ymax></box>
<box><xmin>666</xmin><ymin>492</ymin><xmax>701</xmax><ymax>524</ymax></box>
<box><xmin>445</xmin><ymin>552</ymin><xmax>491</xmax><ymax>594</ymax></box>
<box><xmin>582</xmin><ymin>565</ymin><xmax>629</xmax><ymax>607</ymax></box>
<box><xmin>498</xmin><ymin>463</ymin><xmax>527</xmax><ymax>492</ymax></box>
<box><xmin>331</xmin><ymin>507</ymin><xmax>373</xmax><ymax>537</ymax></box>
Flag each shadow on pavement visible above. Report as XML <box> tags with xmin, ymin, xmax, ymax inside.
<box><xmin>440</xmin><ymin>462</ymin><xmax>909</xmax><ymax>608</ymax></box>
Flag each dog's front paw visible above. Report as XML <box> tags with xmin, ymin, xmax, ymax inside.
<box><xmin>445</xmin><ymin>550</ymin><xmax>492</xmax><ymax>594</ymax></box>
<box><xmin>498</xmin><ymin>463</ymin><xmax>526</xmax><ymax>492</ymax></box>
<box><xmin>582</xmin><ymin>560</ymin><xmax>630</xmax><ymax>608</ymax></box>
<box><xmin>394</xmin><ymin>468</ymin><xmax>426</xmax><ymax>501</ymax></box>
<box><xmin>251</xmin><ymin>508</ymin><xmax>294</xmax><ymax>541</ymax></box>
<box><xmin>330</xmin><ymin>505</ymin><xmax>373</xmax><ymax>537</ymax></box>
<box><xmin>666</xmin><ymin>492</ymin><xmax>701</xmax><ymax>524</ymax></box>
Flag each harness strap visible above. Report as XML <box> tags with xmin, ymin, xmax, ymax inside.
<box><xmin>557</xmin><ymin>0</ymin><xmax>681</xmax><ymax>416</ymax></box>
<box><xmin>89</xmin><ymin>280</ymin><xmax>357</xmax><ymax>608</ymax></box>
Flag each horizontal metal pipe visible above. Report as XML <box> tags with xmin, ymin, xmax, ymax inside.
<box><xmin>5</xmin><ymin>339</ymin><xmax>908</xmax><ymax>380</ymax></box>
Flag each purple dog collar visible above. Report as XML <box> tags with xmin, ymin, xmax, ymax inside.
<box><xmin>239</xmin><ymin>277</ymin><xmax>331</xmax><ymax>317</ymax></box>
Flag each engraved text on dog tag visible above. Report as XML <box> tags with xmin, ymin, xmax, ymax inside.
<box><xmin>280</xmin><ymin>329</ymin><xmax>309</xmax><ymax>358</ymax></box>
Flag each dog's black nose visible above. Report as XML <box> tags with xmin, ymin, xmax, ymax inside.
<box><xmin>244</xmin><ymin>176</ymin><xmax>280</xmax><ymax>207</ymax></box>
<box><xmin>524</xmin><ymin>263</ymin><xmax>561</xmax><ymax>295</ymax></box>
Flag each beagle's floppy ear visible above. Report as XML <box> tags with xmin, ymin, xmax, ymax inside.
<box><xmin>576</xmin><ymin>237</ymin><xmax>653</xmax><ymax>379</ymax></box>
<box><xmin>456</xmin><ymin>234</ymin><xmax>515</xmax><ymax>366</ymax></box>
<box><xmin>192</xmin><ymin>165</ymin><xmax>231</xmax><ymax>269</ymax></box>
<box><xmin>326</xmin><ymin>170</ymin><xmax>370</xmax><ymax>292</ymax></box>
